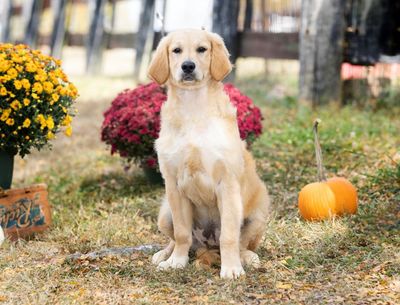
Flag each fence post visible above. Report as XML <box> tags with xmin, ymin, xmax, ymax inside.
<box><xmin>24</xmin><ymin>0</ymin><xmax>44</xmax><ymax>48</ymax></box>
<box><xmin>212</xmin><ymin>0</ymin><xmax>240</xmax><ymax>81</ymax></box>
<box><xmin>299</xmin><ymin>0</ymin><xmax>346</xmax><ymax>106</ymax></box>
<box><xmin>134</xmin><ymin>0</ymin><xmax>155</xmax><ymax>82</ymax></box>
<box><xmin>86</xmin><ymin>0</ymin><xmax>106</xmax><ymax>74</ymax></box>
<box><xmin>0</xmin><ymin>0</ymin><xmax>12</xmax><ymax>43</ymax></box>
<box><xmin>244</xmin><ymin>0</ymin><xmax>253</xmax><ymax>31</ymax></box>
<box><xmin>50</xmin><ymin>0</ymin><xmax>67</xmax><ymax>59</ymax></box>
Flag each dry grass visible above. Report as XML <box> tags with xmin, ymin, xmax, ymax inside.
<box><xmin>1</xmin><ymin>72</ymin><xmax>399</xmax><ymax>304</ymax></box>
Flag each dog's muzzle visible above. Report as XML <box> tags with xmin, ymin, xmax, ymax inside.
<box><xmin>181</xmin><ymin>60</ymin><xmax>196</xmax><ymax>82</ymax></box>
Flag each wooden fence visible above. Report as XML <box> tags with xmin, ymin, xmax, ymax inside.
<box><xmin>1</xmin><ymin>0</ymin><xmax>399</xmax><ymax>105</ymax></box>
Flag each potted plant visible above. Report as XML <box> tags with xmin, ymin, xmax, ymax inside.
<box><xmin>0</xmin><ymin>43</ymin><xmax>78</xmax><ymax>189</ymax></box>
<box><xmin>101</xmin><ymin>82</ymin><xmax>263</xmax><ymax>183</ymax></box>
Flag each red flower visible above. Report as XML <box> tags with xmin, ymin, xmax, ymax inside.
<box><xmin>101</xmin><ymin>82</ymin><xmax>263</xmax><ymax>168</ymax></box>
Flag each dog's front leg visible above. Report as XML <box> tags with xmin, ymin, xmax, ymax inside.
<box><xmin>158</xmin><ymin>177</ymin><xmax>193</xmax><ymax>270</ymax></box>
<box><xmin>217</xmin><ymin>178</ymin><xmax>245</xmax><ymax>279</ymax></box>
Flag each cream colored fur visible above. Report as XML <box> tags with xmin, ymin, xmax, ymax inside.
<box><xmin>148</xmin><ymin>29</ymin><xmax>270</xmax><ymax>279</ymax></box>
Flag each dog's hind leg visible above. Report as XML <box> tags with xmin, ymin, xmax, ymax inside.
<box><xmin>152</xmin><ymin>197</ymin><xmax>175</xmax><ymax>265</ymax></box>
<box><xmin>240</xmin><ymin>185</ymin><xmax>270</xmax><ymax>268</ymax></box>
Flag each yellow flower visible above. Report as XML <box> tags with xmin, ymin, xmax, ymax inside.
<box><xmin>0</xmin><ymin>87</ymin><xmax>7</xmax><ymax>96</ymax></box>
<box><xmin>52</xmin><ymin>93</ymin><xmax>59</xmax><ymax>102</ymax></box>
<box><xmin>6</xmin><ymin>118</ymin><xmax>14</xmax><ymax>126</ymax></box>
<box><xmin>25</xmin><ymin>62</ymin><xmax>37</xmax><ymax>73</ymax></box>
<box><xmin>31</xmin><ymin>93</ymin><xmax>39</xmax><ymax>99</ymax></box>
<box><xmin>65</xmin><ymin>126</ymin><xmax>72</xmax><ymax>137</ymax></box>
<box><xmin>21</xmin><ymin>79</ymin><xmax>31</xmax><ymax>90</ymax></box>
<box><xmin>46</xmin><ymin>116</ymin><xmax>55</xmax><ymax>130</ymax></box>
<box><xmin>36</xmin><ymin>114</ymin><xmax>47</xmax><ymax>129</ymax></box>
<box><xmin>23</xmin><ymin>98</ymin><xmax>30</xmax><ymax>106</ymax></box>
<box><xmin>14</xmin><ymin>80</ymin><xmax>22</xmax><ymax>90</ymax></box>
<box><xmin>34</xmin><ymin>71</ymin><xmax>47</xmax><ymax>82</ymax></box>
<box><xmin>15</xmin><ymin>65</ymin><xmax>23</xmax><ymax>72</ymax></box>
<box><xmin>43</xmin><ymin>81</ymin><xmax>53</xmax><ymax>93</ymax></box>
<box><xmin>22</xmin><ymin>118</ymin><xmax>31</xmax><ymax>128</ymax></box>
<box><xmin>10</xmin><ymin>100</ymin><xmax>21</xmax><ymax>110</ymax></box>
<box><xmin>0</xmin><ymin>60</ymin><xmax>11</xmax><ymax>73</ymax></box>
<box><xmin>25</xmin><ymin>136</ymin><xmax>30</xmax><ymax>140</ymax></box>
<box><xmin>47</xmin><ymin>131</ymin><xmax>55</xmax><ymax>139</ymax></box>
<box><xmin>7</xmin><ymin>68</ymin><xmax>18</xmax><ymax>78</ymax></box>
<box><xmin>33</xmin><ymin>82</ymin><xmax>43</xmax><ymax>94</ymax></box>
<box><xmin>0</xmin><ymin>109</ymin><xmax>11</xmax><ymax>121</ymax></box>
<box><xmin>62</xmin><ymin>114</ymin><xmax>72</xmax><ymax>126</ymax></box>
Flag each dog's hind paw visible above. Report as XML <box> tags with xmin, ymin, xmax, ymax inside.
<box><xmin>240</xmin><ymin>250</ymin><xmax>260</xmax><ymax>268</ymax></box>
<box><xmin>157</xmin><ymin>254</ymin><xmax>189</xmax><ymax>270</ymax></box>
<box><xmin>152</xmin><ymin>249</ymin><xmax>171</xmax><ymax>265</ymax></box>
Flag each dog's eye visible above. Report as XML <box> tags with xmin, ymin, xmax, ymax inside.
<box><xmin>172</xmin><ymin>48</ymin><xmax>182</xmax><ymax>54</ymax></box>
<box><xmin>197</xmin><ymin>47</ymin><xmax>207</xmax><ymax>53</ymax></box>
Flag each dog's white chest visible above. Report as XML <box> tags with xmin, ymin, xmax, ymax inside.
<box><xmin>157</xmin><ymin>117</ymin><xmax>234</xmax><ymax>170</ymax></box>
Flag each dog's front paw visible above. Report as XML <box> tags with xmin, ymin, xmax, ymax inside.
<box><xmin>157</xmin><ymin>254</ymin><xmax>189</xmax><ymax>270</ymax></box>
<box><xmin>220</xmin><ymin>264</ymin><xmax>245</xmax><ymax>279</ymax></box>
<box><xmin>152</xmin><ymin>249</ymin><xmax>171</xmax><ymax>265</ymax></box>
<box><xmin>240</xmin><ymin>250</ymin><xmax>260</xmax><ymax>268</ymax></box>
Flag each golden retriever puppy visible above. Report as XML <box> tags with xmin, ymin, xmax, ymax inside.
<box><xmin>148</xmin><ymin>29</ymin><xmax>270</xmax><ymax>279</ymax></box>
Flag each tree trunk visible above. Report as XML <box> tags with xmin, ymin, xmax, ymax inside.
<box><xmin>244</xmin><ymin>0</ymin><xmax>253</xmax><ymax>31</ymax></box>
<box><xmin>86</xmin><ymin>0</ymin><xmax>106</xmax><ymax>74</ymax></box>
<box><xmin>0</xmin><ymin>0</ymin><xmax>12</xmax><ymax>43</ymax></box>
<box><xmin>133</xmin><ymin>0</ymin><xmax>155</xmax><ymax>82</ymax></box>
<box><xmin>299</xmin><ymin>0</ymin><xmax>346</xmax><ymax>106</ymax></box>
<box><xmin>212</xmin><ymin>0</ymin><xmax>240</xmax><ymax>80</ymax></box>
<box><xmin>50</xmin><ymin>0</ymin><xmax>67</xmax><ymax>59</ymax></box>
<box><xmin>24</xmin><ymin>0</ymin><xmax>44</xmax><ymax>48</ymax></box>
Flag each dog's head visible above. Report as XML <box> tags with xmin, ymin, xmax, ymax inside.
<box><xmin>148</xmin><ymin>29</ymin><xmax>232</xmax><ymax>88</ymax></box>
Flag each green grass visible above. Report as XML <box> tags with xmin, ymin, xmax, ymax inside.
<box><xmin>0</xmin><ymin>74</ymin><xmax>399</xmax><ymax>304</ymax></box>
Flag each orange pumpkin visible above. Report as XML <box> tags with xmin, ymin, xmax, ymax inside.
<box><xmin>298</xmin><ymin>182</ymin><xmax>336</xmax><ymax>220</ymax></box>
<box><xmin>326</xmin><ymin>177</ymin><xmax>358</xmax><ymax>215</ymax></box>
<box><xmin>298</xmin><ymin>119</ymin><xmax>358</xmax><ymax>221</ymax></box>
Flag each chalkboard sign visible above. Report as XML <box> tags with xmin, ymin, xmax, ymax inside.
<box><xmin>0</xmin><ymin>184</ymin><xmax>51</xmax><ymax>240</ymax></box>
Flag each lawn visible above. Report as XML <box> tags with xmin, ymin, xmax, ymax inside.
<box><xmin>0</xmin><ymin>71</ymin><xmax>399</xmax><ymax>304</ymax></box>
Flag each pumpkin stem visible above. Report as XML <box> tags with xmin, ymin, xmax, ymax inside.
<box><xmin>313</xmin><ymin>119</ymin><xmax>326</xmax><ymax>182</ymax></box>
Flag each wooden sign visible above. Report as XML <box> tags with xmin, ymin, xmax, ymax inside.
<box><xmin>0</xmin><ymin>184</ymin><xmax>52</xmax><ymax>240</ymax></box>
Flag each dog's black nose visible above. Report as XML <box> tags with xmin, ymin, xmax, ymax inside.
<box><xmin>181</xmin><ymin>61</ymin><xmax>195</xmax><ymax>74</ymax></box>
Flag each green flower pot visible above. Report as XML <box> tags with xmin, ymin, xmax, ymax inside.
<box><xmin>0</xmin><ymin>151</ymin><xmax>14</xmax><ymax>190</ymax></box>
<box><xmin>143</xmin><ymin>166</ymin><xmax>164</xmax><ymax>185</ymax></box>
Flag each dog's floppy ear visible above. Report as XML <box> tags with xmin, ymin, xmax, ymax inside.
<box><xmin>209</xmin><ymin>33</ymin><xmax>232</xmax><ymax>81</ymax></box>
<box><xmin>148</xmin><ymin>36</ymin><xmax>170</xmax><ymax>85</ymax></box>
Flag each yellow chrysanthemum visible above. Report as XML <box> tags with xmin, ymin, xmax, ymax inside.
<box><xmin>25</xmin><ymin>62</ymin><xmax>37</xmax><ymax>73</ymax></box>
<box><xmin>0</xmin><ymin>87</ymin><xmax>7</xmax><ymax>96</ymax></box>
<box><xmin>46</xmin><ymin>116</ymin><xmax>55</xmax><ymax>130</ymax></box>
<box><xmin>10</xmin><ymin>100</ymin><xmax>21</xmax><ymax>110</ymax></box>
<box><xmin>52</xmin><ymin>93</ymin><xmax>60</xmax><ymax>102</ymax></box>
<box><xmin>36</xmin><ymin>114</ymin><xmax>47</xmax><ymax>129</ymax></box>
<box><xmin>43</xmin><ymin>81</ymin><xmax>53</xmax><ymax>93</ymax></box>
<box><xmin>22</xmin><ymin>118</ymin><xmax>31</xmax><ymax>128</ymax></box>
<box><xmin>14</xmin><ymin>80</ymin><xmax>22</xmax><ymax>90</ymax></box>
<box><xmin>7</xmin><ymin>68</ymin><xmax>18</xmax><ymax>78</ymax></box>
<box><xmin>65</xmin><ymin>126</ymin><xmax>72</xmax><ymax>137</ymax></box>
<box><xmin>0</xmin><ymin>109</ymin><xmax>11</xmax><ymax>121</ymax></box>
<box><xmin>6</xmin><ymin>118</ymin><xmax>14</xmax><ymax>126</ymax></box>
<box><xmin>0</xmin><ymin>60</ymin><xmax>11</xmax><ymax>73</ymax></box>
<box><xmin>33</xmin><ymin>82</ymin><xmax>43</xmax><ymax>94</ymax></box>
<box><xmin>23</xmin><ymin>98</ymin><xmax>30</xmax><ymax>106</ymax></box>
<box><xmin>21</xmin><ymin>79</ymin><xmax>31</xmax><ymax>90</ymax></box>
<box><xmin>62</xmin><ymin>114</ymin><xmax>72</xmax><ymax>126</ymax></box>
<box><xmin>47</xmin><ymin>131</ymin><xmax>55</xmax><ymax>139</ymax></box>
